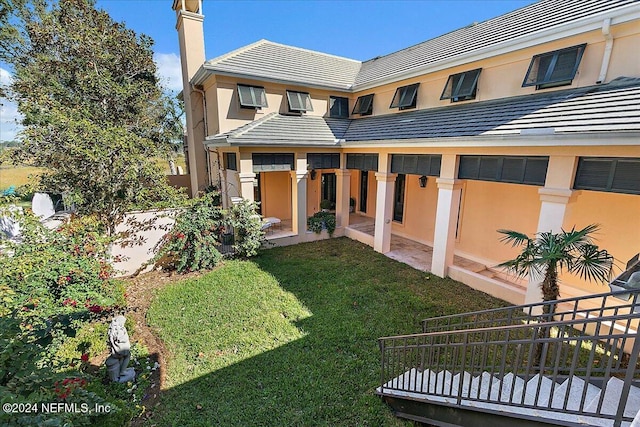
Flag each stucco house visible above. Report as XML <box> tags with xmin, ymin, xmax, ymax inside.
<box><xmin>172</xmin><ymin>0</ymin><xmax>640</xmax><ymax>307</ymax></box>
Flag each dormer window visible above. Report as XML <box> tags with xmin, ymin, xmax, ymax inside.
<box><xmin>352</xmin><ymin>94</ymin><xmax>374</xmax><ymax>116</ymax></box>
<box><xmin>238</xmin><ymin>84</ymin><xmax>267</xmax><ymax>109</ymax></box>
<box><xmin>286</xmin><ymin>90</ymin><xmax>313</xmax><ymax>113</ymax></box>
<box><xmin>440</xmin><ymin>69</ymin><xmax>481</xmax><ymax>102</ymax></box>
<box><xmin>390</xmin><ymin>83</ymin><xmax>419</xmax><ymax>110</ymax></box>
<box><xmin>329</xmin><ymin>96</ymin><xmax>349</xmax><ymax>118</ymax></box>
<box><xmin>522</xmin><ymin>44</ymin><xmax>586</xmax><ymax>90</ymax></box>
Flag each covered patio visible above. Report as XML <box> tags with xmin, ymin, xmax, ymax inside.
<box><xmin>346</xmin><ymin>214</ymin><xmax>527</xmax><ymax>304</ymax></box>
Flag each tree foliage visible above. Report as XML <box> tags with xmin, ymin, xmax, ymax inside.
<box><xmin>498</xmin><ymin>224</ymin><xmax>614</xmax><ymax>313</ymax></box>
<box><xmin>1</xmin><ymin>0</ymin><xmax>185</xmax><ymax>233</ymax></box>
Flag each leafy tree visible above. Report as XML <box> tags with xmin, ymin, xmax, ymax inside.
<box><xmin>1</xmin><ymin>0</ymin><xmax>185</xmax><ymax>234</ymax></box>
<box><xmin>498</xmin><ymin>224</ymin><xmax>614</xmax><ymax>314</ymax></box>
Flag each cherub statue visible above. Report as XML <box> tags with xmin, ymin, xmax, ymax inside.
<box><xmin>105</xmin><ymin>315</ymin><xmax>136</xmax><ymax>383</ymax></box>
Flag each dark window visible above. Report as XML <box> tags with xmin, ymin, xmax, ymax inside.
<box><xmin>252</xmin><ymin>153</ymin><xmax>295</xmax><ymax>172</ymax></box>
<box><xmin>329</xmin><ymin>96</ymin><xmax>349</xmax><ymax>118</ymax></box>
<box><xmin>440</xmin><ymin>69</ymin><xmax>481</xmax><ymax>102</ymax></box>
<box><xmin>393</xmin><ymin>174</ymin><xmax>406</xmax><ymax>223</ymax></box>
<box><xmin>390</xmin><ymin>83</ymin><xmax>419</xmax><ymax>110</ymax></box>
<box><xmin>224</xmin><ymin>152</ymin><xmax>237</xmax><ymax>171</ymax></box>
<box><xmin>254</xmin><ymin>173</ymin><xmax>262</xmax><ymax>215</ymax></box>
<box><xmin>458</xmin><ymin>156</ymin><xmax>548</xmax><ymax>186</ymax></box>
<box><xmin>574</xmin><ymin>157</ymin><xmax>640</xmax><ymax>195</ymax></box>
<box><xmin>522</xmin><ymin>44</ymin><xmax>586</xmax><ymax>90</ymax></box>
<box><xmin>286</xmin><ymin>90</ymin><xmax>313</xmax><ymax>112</ymax></box>
<box><xmin>238</xmin><ymin>84</ymin><xmax>267</xmax><ymax>109</ymax></box>
<box><xmin>359</xmin><ymin>170</ymin><xmax>368</xmax><ymax>213</ymax></box>
<box><xmin>321</xmin><ymin>173</ymin><xmax>337</xmax><ymax>206</ymax></box>
<box><xmin>308</xmin><ymin>153</ymin><xmax>340</xmax><ymax>169</ymax></box>
<box><xmin>346</xmin><ymin>153</ymin><xmax>378</xmax><ymax>171</ymax></box>
<box><xmin>391</xmin><ymin>154</ymin><xmax>441</xmax><ymax>176</ymax></box>
<box><xmin>352</xmin><ymin>94</ymin><xmax>374</xmax><ymax>115</ymax></box>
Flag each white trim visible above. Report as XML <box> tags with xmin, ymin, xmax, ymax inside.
<box><xmin>339</xmin><ymin>132</ymin><xmax>640</xmax><ymax>149</ymax></box>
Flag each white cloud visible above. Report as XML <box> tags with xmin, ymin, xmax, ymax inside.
<box><xmin>0</xmin><ymin>67</ymin><xmax>22</xmax><ymax>143</ymax></box>
<box><xmin>154</xmin><ymin>52</ymin><xmax>184</xmax><ymax>92</ymax></box>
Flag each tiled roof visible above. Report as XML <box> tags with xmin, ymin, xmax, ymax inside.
<box><xmin>210</xmin><ymin>112</ymin><xmax>349</xmax><ymax>146</ymax></box>
<box><xmin>210</xmin><ymin>77</ymin><xmax>640</xmax><ymax>146</ymax></box>
<box><xmin>201</xmin><ymin>40</ymin><xmax>361</xmax><ymax>90</ymax></box>
<box><xmin>197</xmin><ymin>1</ymin><xmax>638</xmax><ymax>90</ymax></box>
<box><xmin>354</xmin><ymin>0</ymin><xmax>638</xmax><ymax>87</ymax></box>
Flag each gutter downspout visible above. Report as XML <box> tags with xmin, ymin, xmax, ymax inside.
<box><xmin>597</xmin><ymin>18</ymin><xmax>613</xmax><ymax>84</ymax></box>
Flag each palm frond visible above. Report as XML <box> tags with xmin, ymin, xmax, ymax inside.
<box><xmin>561</xmin><ymin>224</ymin><xmax>600</xmax><ymax>251</ymax></box>
<box><xmin>570</xmin><ymin>244</ymin><xmax>614</xmax><ymax>283</ymax></box>
<box><xmin>497</xmin><ymin>229</ymin><xmax>531</xmax><ymax>248</ymax></box>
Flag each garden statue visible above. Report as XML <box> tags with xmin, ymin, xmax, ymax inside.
<box><xmin>105</xmin><ymin>315</ymin><xmax>136</xmax><ymax>383</ymax></box>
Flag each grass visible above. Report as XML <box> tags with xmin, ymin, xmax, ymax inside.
<box><xmin>0</xmin><ymin>165</ymin><xmax>44</xmax><ymax>189</ymax></box>
<box><xmin>0</xmin><ymin>155</ymin><xmax>186</xmax><ymax>191</ymax></box>
<box><xmin>146</xmin><ymin>238</ymin><xmax>508</xmax><ymax>426</ymax></box>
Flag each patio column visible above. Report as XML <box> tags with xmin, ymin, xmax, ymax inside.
<box><xmin>431</xmin><ymin>177</ymin><xmax>463</xmax><ymax>278</ymax></box>
<box><xmin>525</xmin><ymin>156</ymin><xmax>577</xmax><ymax>306</ymax></box>
<box><xmin>238</xmin><ymin>152</ymin><xmax>255</xmax><ymax>203</ymax></box>
<box><xmin>290</xmin><ymin>153</ymin><xmax>308</xmax><ymax>236</ymax></box>
<box><xmin>373</xmin><ymin>172</ymin><xmax>396</xmax><ymax>253</ymax></box>
<box><xmin>335</xmin><ymin>169</ymin><xmax>351</xmax><ymax>228</ymax></box>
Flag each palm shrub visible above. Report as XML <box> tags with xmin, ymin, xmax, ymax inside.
<box><xmin>498</xmin><ymin>224</ymin><xmax>614</xmax><ymax>314</ymax></box>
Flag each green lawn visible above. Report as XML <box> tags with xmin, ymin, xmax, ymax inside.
<box><xmin>147</xmin><ymin>238</ymin><xmax>508</xmax><ymax>426</ymax></box>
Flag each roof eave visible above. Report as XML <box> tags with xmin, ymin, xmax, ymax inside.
<box><xmin>192</xmin><ymin>65</ymin><xmax>353</xmax><ymax>92</ymax></box>
<box><xmin>341</xmin><ymin>131</ymin><xmax>640</xmax><ymax>148</ymax></box>
<box><xmin>353</xmin><ymin>4</ymin><xmax>640</xmax><ymax>91</ymax></box>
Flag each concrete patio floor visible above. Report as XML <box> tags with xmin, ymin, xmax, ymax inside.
<box><xmin>346</xmin><ymin>214</ymin><xmax>525</xmax><ymax>295</ymax></box>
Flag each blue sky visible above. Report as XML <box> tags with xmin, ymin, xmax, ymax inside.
<box><xmin>1</xmin><ymin>0</ymin><xmax>535</xmax><ymax>142</ymax></box>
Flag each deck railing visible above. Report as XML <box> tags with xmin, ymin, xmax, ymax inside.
<box><xmin>421</xmin><ymin>288</ymin><xmax>640</xmax><ymax>334</ymax></box>
<box><xmin>380</xmin><ymin>290</ymin><xmax>640</xmax><ymax>427</ymax></box>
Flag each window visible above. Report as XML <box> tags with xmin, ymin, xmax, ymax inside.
<box><xmin>522</xmin><ymin>44</ymin><xmax>586</xmax><ymax>89</ymax></box>
<box><xmin>346</xmin><ymin>153</ymin><xmax>378</xmax><ymax>171</ymax></box>
<box><xmin>458</xmin><ymin>156</ymin><xmax>548</xmax><ymax>186</ymax></box>
<box><xmin>391</xmin><ymin>154</ymin><xmax>441</xmax><ymax>176</ymax></box>
<box><xmin>329</xmin><ymin>96</ymin><xmax>349</xmax><ymax>118</ymax></box>
<box><xmin>237</xmin><ymin>84</ymin><xmax>267</xmax><ymax>109</ymax></box>
<box><xmin>308</xmin><ymin>153</ymin><xmax>340</xmax><ymax>169</ymax></box>
<box><xmin>440</xmin><ymin>69</ymin><xmax>481</xmax><ymax>102</ymax></box>
<box><xmin>223</xmin><ymin>152</ymin><xmax>237</xmax><ymax>171</ymax></box>
<box><xmin>390</xmin><ymin>83</ymin><xmax>419</xmax><ymax>110</ymax></box>
<box><xmin>574</xmin><ymin>157</ymin><xmax>640</xmax><ymax>195</ymax></box>
<box><xmin>286</xmin><ymin>90</ymin><xmax>313</xmax><ymax>113</ymax></box>
<box><xmin>252</xmin><ymin>153</ymin><xmax>295</xmax><ymax>172</ymax></box>
<box><xmin>352</xmin><ymin>94</ymin><xmax>374</xmax><ymax>116</ymax></box>
<box><xmin>393</xmin><ymin>174</ymin><xmax>406</xmax><ymax>223</ymax></box>
<box><xmin>321</xmin><ymin>173</ymin><xmax>337</xmax><ymax>206</ymax></box>
<box><xmin>359</xmin><ymin>170</ymin><xmax>368</xmax><ymax>213</ymax></box>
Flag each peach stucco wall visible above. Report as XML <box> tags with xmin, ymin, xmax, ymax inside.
<box><xmin>455</xmin><ymin>181</ymin><xmax>541</xmax><ymax>265</ymax></box>
<box><xmin>349</xmin><ymin>23</ymin><xmax>640</xmax><ymax>119</ymax></box>
<box><xmin>213</xmin><ymin>76</ymin><xmax>344</xmax><ymax>134</ymax></box>
<box><xmin>391</xmin><ymin>174</ymin><xmax>438</xmax><ymax>244</ymax></box>
<box><xmin>260</xmin><ymin>171</ymin><xmax>291</xmax><ymax>221</ymax></box>
<box><xmin>561</xmin><ymin>190</ymin><xmax>640</xmax><ymax>292</ymax></box>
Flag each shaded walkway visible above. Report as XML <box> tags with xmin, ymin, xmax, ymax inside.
<box><xmin>346</xmin><ymin>215</ymin><xmax>526</xmax><ymax>304</ymax></box>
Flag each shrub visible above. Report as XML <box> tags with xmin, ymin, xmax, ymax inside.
<box><xmin>154</xmin><ymin>193</ymin><xmax>266</xmax><ymax>272</ymax></box>
<box><xmin>154</xmin><ymin>192</ymin><xmax>224</xmax><ymax>273</ymax></box>
<box><xmin>307</xmin><ymin>211</ymin><xmax>336</xmax><ymax>236</ymax></box>
<box><xmin>227</xmin><ymin>199</ymin><xmax>266</xmax><ymax>258</ymax></box>
<box><xmin>0</xmin><ymin>212</ymin><xmax>133</xmax><ymax>426</ymax></box>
